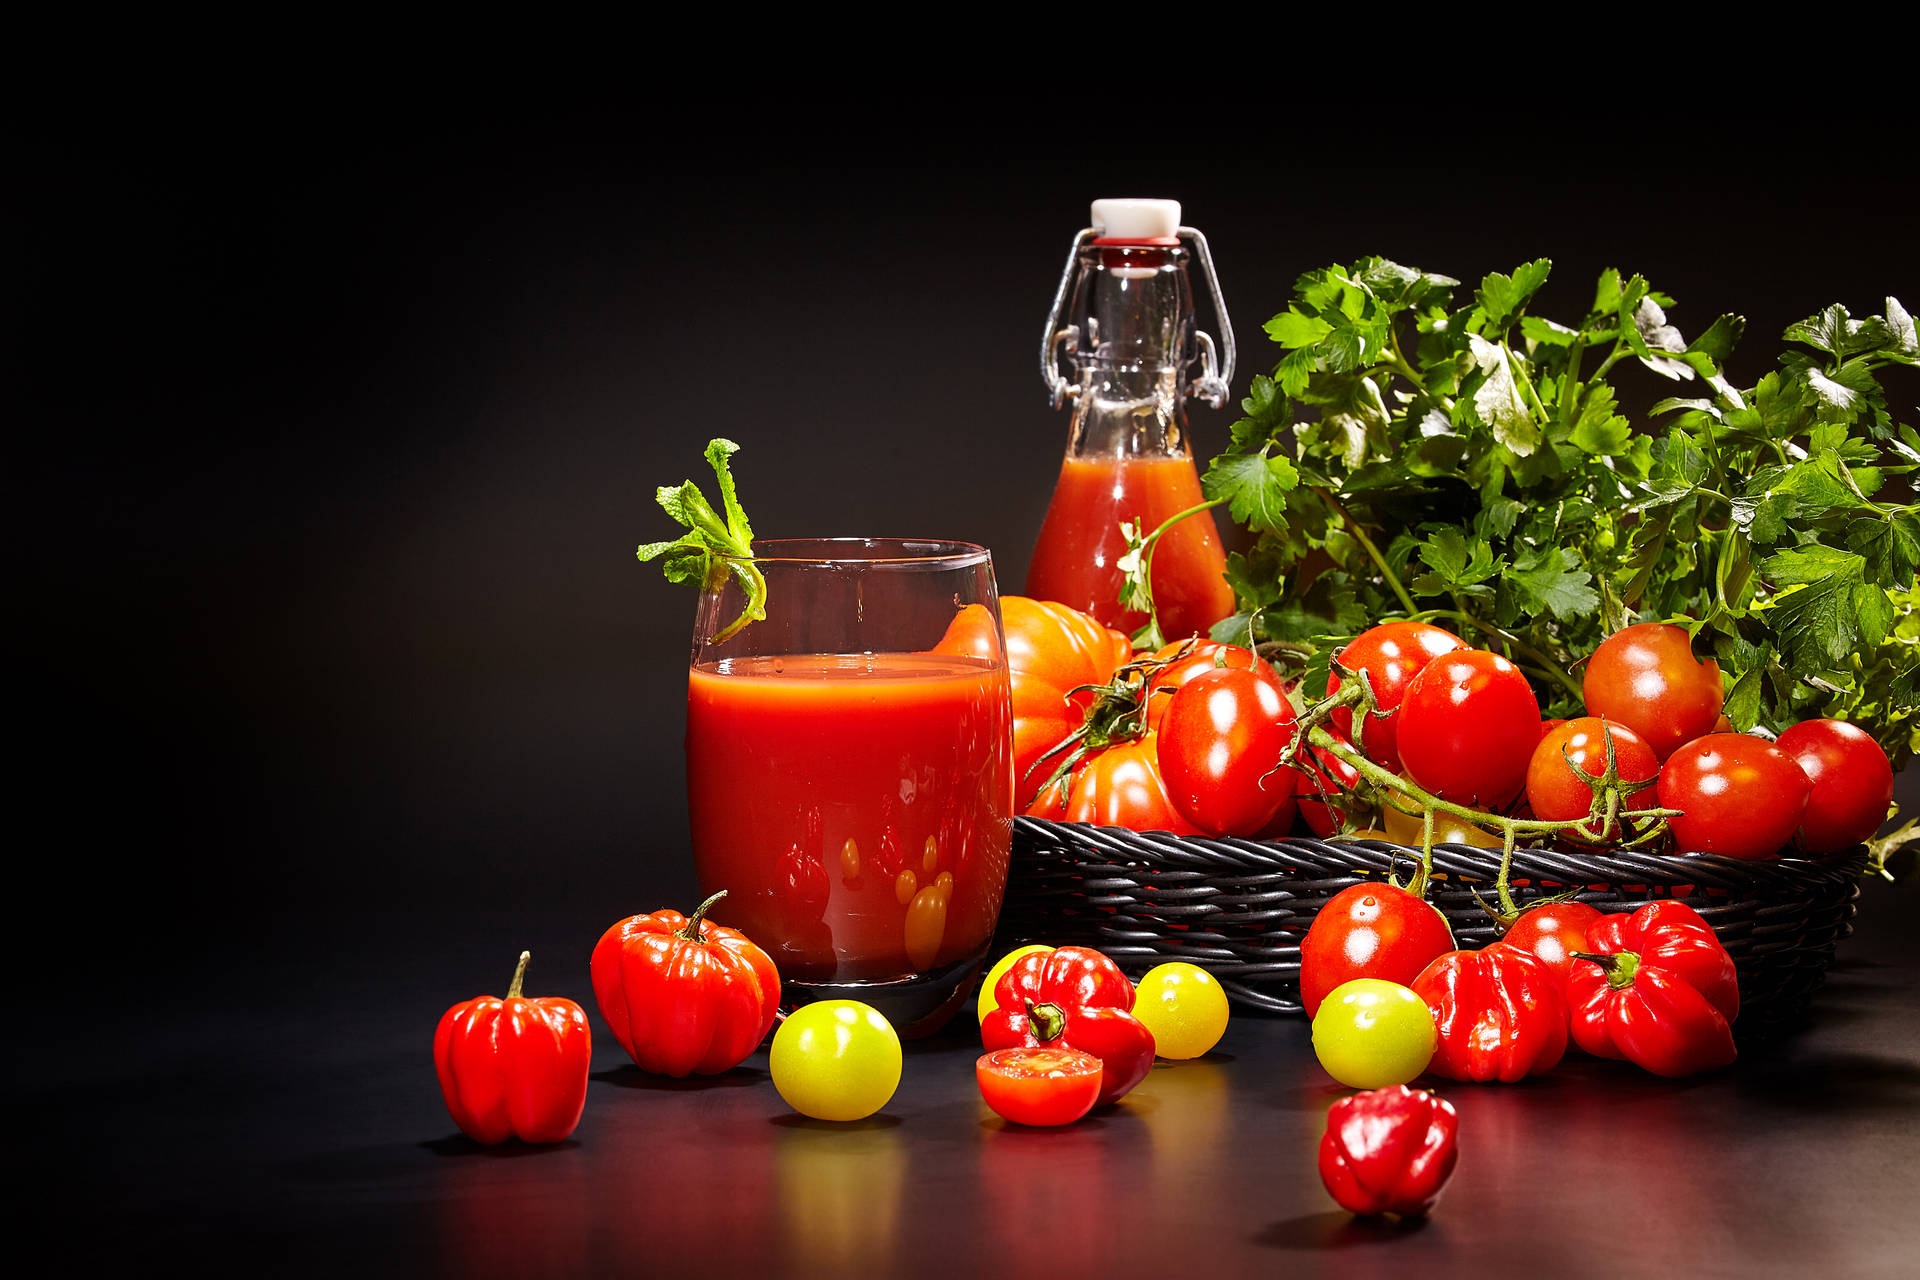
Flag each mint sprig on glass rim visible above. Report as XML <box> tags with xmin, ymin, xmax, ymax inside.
<box><xmin>638</xmin><ymin>437</ymin><xmax>766</xmax><ymax>643</ymax></box>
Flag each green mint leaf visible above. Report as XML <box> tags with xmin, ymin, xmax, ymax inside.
<box><xmin>640</xmin><ymin>439</ymin><xmax>766</xmax><ymax>643</ymax></box>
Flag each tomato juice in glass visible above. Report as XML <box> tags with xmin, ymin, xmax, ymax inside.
<box><xmin>684</xmin><ymin>539</ymin><xmax>1013</xmax><ymax>1035</ymax></box>
<box><xmin>1026</xmin><ymin>452</ymin><xmax>1232</xmax><ymax>642</ymax></box>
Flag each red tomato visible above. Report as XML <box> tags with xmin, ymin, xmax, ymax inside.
<box><xmin>1396</xmin><ymin>650</ymin><xmax>1541</xmax><ymax>810</ymax></box>
<box><xmin>1325</xmin><ymin>622</ymin><xmax>1467</xmax><ymax>774</ymax></box>
<box><xmin>1293</xmin><ymin>733</ymin><xmax>1364</xmax><ymax>837</ymax></box>
<box><xmin>1159</xmin><ymin>667</ymin><xmax>1300</xmax><ymax>837</ymax></box>
<box><xmin>1299</xmin><ymin>882</ymin><xmax>1456</xmax><ymax>1018</ymax></box>
<box><xmin>1064</xmin><ymin>733</ymin><xmax>1201</xmax><ymax>835</ymax></box>
<box><xmin>1657</xmin><ymin>733</ymin><xmax>1812</xmax><ymax>859</ymax></box>
<box><xmin>1502</xmin><ymin>901</ymin><xmax>1603</xmax><ymax>987</ymax></box>
<box><xmin>976</xmin><ymin>1047</ymin><xmax>1103</xmax><ymax>1126</ymax></box>
<box><xmin>1525</xmin><ymin>717</ymin><xmax>1660</xmax><ymax>842</ymax></box>
<box><xmin>1773</xmin><ymin>719</ymin><xmax>1895</xmax><ymax>854</ymax></box>
<box><xmin>1582</xmin><ymin>623</ymin><xmax>1724</xmax><ymax>761</ymax></box>
<box><xmin>937</xmin><ymin>596</ymin><xmax>1132</xmax><ymax>809</ymax></box>
<box><xmin>1142</xmin><ymin>640</ymin><xmax>1287</xmax><ymax>734</ymax></box>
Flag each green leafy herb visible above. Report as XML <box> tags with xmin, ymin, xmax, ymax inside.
<box><xmin>1210</xmin><ymin>257</ymin><xmax>1918</xmax><ymax>765</ymax></box>
<box><xmin>637</xmin><ymin>438</ymin><xmax>766</xmax><ymax>643</ymax></box>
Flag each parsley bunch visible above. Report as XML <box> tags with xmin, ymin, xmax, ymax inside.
<box><xmin>1204</xmin><ymin>257</ymin><xmax>1918</xmax><ymax>765</ymax></box>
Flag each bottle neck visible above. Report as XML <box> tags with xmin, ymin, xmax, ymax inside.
<box><xmin>1059</xmin><ymin>243</ymin><xmax>1199</xmax><ymax>460</ymax></box>
<box><xmin>1064</xmin><ymin>365</ymin><xmax>1191</xmax><ymax>460</ymax></box>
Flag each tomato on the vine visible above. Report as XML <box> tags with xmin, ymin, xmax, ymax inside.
<box><xmin>1142</xmin><ymin>640</ymin><xmax>1287</xmax><ymax>734</ymax></box>
<box><xmin>1396</xmin><ymin>650</ymin><xmax>1541</xmax><ymax>810</ymax></box>
<box><xmin>1326</xmin><ymin>622</ymin><xmax>1467</xmax><ymax>775</ymax></box>
<box><xmin>976</xmin><ymin>1047</ymin><xmax>1104</xmax><ymax>1127</ymax></box>
<box><xmin>1657</xmin><ymin>733</ymin><xmax>1811</xmax><ymax>860</ymax></box>
<box><xmin>1525</xmin><ymin>717</ymin><xmax>1660</xmax><ymax>842</ymax></box>
<box><xmin>1774</xmin><ymin>719</ymin><xmax>1895</xmax><ymax>854</ymax></box>
<box><xmin>1299</xmin><ymin>882</ymin><xmax>1456</xmax><ymax>1018</ymax></box>
<box><xmin>1293</xmin><ymin>732</ymin><xmax>1363</xmax><ymax>838</ymax></box>
<box><xmin>1158</xmin><ymin>666</ymin><xmax>1299</xmax><ymax>837</ymax></box>
<box><xmin>1063</xmin><ymin>733</ymin><xmax>1200</xmax><ymax>835</ymax></box>
<box><xmin>1582</xmin><ymin>623</ymin><xmax>1723</xmax><ymax>761</ymax></box>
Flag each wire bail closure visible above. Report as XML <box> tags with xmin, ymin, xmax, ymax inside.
<box><xmin>1039</xmin><ymin>226</ymin><xmax>1236</xmax><ymax>411</ymax></box>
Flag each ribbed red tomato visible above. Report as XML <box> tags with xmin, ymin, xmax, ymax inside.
<box><xmin>1326</xmin><ymin>622</ymin><xmax>1467</xmax><ymax>774</ymax></box>
<box><xmin>1064</xmin><ymin>733</ymin><xmax>1200</xmax><ymax>835</ymax></box>
<box><xmin>1396</xmin><ymin>650</ymin><xmax>1541</xmax><ymax>810</ymax></box>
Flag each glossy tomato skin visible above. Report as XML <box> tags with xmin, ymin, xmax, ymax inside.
<box><xmin>1582</xmin><ymin>623</ymin><xmax>1723</xmax><ymax>761</ymax></box>
<box><xmin>1525</xmin><ymin>717</ymin><xmax>1660</xmax><ymax>841</ymax></box>
<box><xmin>942</xmin><ymin>596</ymin><xmax>1131</xmax><ymax>809</ymax></box>
<box><xmin>1657</xmin><ymin>733</ymin><xmax>1811</xmax><ymax>860</ymax></box>
<box><xmin>1326</xmin><ymin>622</ymin><xmax>1467</xmax><ymax>774</ymax></box>
<box><xmin>1503</xmin><ymin>901</ymin><xmax>1603</xmax><ymax>988</ymax></box>
<box><xmin>976</xmin><ymin>1048</ymin><xmax>1103</xmax><ymax>1126</ymax></box>
<box><xmin>1299</xmin><ymin>882</ymin><xmax>1456</xmax><ymax>1018</ymax></box>
<box><xmin>1774</xmin><ymin>719</ymin><xmax>1895</xmax><ymax>854</ymax></box>
<box><xmin>1396</xmin><ymin>650</ymin><xmax>1541</xmax><ymax>810</ymax></box>
<box><xmin>1159</xmin><ymin>667</ymin><xmax>1299</xmax><ymax>837</ymax></box>
<box><xmin>1064</xmin><ymin>733</ymin><xmax>1201</xmax><ymax>835</ymax></box>
<box><xmin>1143</xmin><ymin>640</ymin><xmax>1287</xmax><ymax>734</ymax></box>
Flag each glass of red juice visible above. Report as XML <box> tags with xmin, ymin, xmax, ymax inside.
<box><xmin>685</xmin><ymin>538</ymin><xmax>1014</xmax><ymax>1036</ymax></box>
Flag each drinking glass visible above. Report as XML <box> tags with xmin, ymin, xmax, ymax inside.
<box><xmin>684</xmin><ymin>538</ymin><xmax>1013</xmax><ymax>1036</ymax></box>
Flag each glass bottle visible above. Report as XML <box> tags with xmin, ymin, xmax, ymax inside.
<box><xmin>1025</xmin><ymin>197</ymin><xmax>1237</xmax><ymax>641</ymax></box>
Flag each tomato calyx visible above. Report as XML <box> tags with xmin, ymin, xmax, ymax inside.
<box><xmin>1572</xmin><ymin>948</ymin><xmax>1641</xmax><ymax>992</ymax></box>
<box><xmin>1024</xmin><ymin>998</ymin><xmax>1068</xmax><ymax>1043</ymax></box>
<box><xmin>673</xmin><ymin>889</ymin><xmax>730</xmax><ymax>943</ymax></box>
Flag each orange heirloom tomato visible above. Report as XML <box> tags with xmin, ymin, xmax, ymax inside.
<box><xmin>1064</xmin><ymin>734</ymin><xmax>1202</xmax><ymax>835</ymax></box>
<box><xmin>935</xmin><ymin>596</ymin><xmax>1131</xmax><ymax>808</ymax></box>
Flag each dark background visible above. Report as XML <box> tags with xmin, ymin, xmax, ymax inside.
<box><xmin>18</xmin><ymin>100</ymin><xmax>1919</xmax><ymax>1274</ymax></box>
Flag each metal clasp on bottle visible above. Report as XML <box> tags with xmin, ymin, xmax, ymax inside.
<box><xmin>1038</xmin><ymin>226</ymin><xmax>1237</xmax><ymax>411</ymax></box>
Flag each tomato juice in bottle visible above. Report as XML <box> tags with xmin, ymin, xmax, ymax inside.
<box><xmin>1026</xmin><ymin>198</ymin><xmax>1237</xmax><ymax>641</ymax></box>
<box><xmin>686</xmin><ymin>652</ymin><xmax>1013</xmax><ymax>988</ymax></box>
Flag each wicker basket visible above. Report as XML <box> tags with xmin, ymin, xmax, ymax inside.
<box><xmin>996</xmin><ymin>816</ymin><xmax>1865</xmax><ymax>1041</ymax></box>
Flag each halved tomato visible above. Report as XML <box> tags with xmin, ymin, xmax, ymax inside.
<box><xmin>976</xmin><ymin>1047</ymin><xmax>1104</xmax><ymax>1127</ymax></box>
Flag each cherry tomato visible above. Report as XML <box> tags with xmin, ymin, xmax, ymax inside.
<box><xmin>770</xmin><ymin>1000</ymin><xmax>902</xmax><ymax>1122</ymax></box>
<box><xmin>1774</xmin><ymin>719</ymin><xmax>1895</xmax><ymax>854</ymax></box>
<box><xmin>1132</xmin><ymin>962</ymin><xmax>1231</xmax><ymax>1059</ymax></box>
<box><xmin>1299</xmin><ymin>882</ymin><xmax>1456</xmax><ymax>1018</ymax></box>
<box><xmin>1293</xmin><ymin>732</ymin><xmax>1364</xmax><ymax>837</ymax></box>
<box><xmin>1326</xmin><ymin>622</ymin><xmax>1467</xmax><ymax>774</ymax></box>
<box><xmin>1582</xmin><ymin>623</ymin><xmax>1724</xmax><ymax>761</ymax></box>
<box><xmin>976</xmin><ymin>1047</ymin><xmax>1104</xmax><ymax>1126</ymax></box>
<box><xmin>1310</xmin><ymin>979</ymin><xmax>1437</xmax><ymax>1089</ymax></box>
<box><xmin>1396</xmin><ymin>649</ymin><xmax>1541</xmax><ymax>810</ymax></box>
<box><xmin>1657</xmin><ymin>733</ymin><xmax>1811</xmax><ymax>860</ymax></box>
<box><xmin>1525</xmin><ymin>717</ymin><xmax>1660</xmax><ymax>842</ymax></box>
<box><xmin>978</xmin><ymin>945</ymin><xmax>1054</xmax><ymax>1024</ymax></box>
<box><xmin>1158</xmin><ymin>667</ymin><xmax>1300</xmax><ymax>837</ymax></box>
<box><xmin>1064</xmin><ymin>733</ymin><xmax>1201</xmax><ymax>835</ymax></box>
<box><xmin>1502</xmin><ymin>901</ymin><xmax>1604</xmax><ymax>986</ymax></box>
<box><xmin>1142</xmin><ymin>640</ymin><xmax>1287</xmax><ymax>734</ymax></box>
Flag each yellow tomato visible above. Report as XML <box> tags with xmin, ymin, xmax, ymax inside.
<box><xmin>976</xmin><ymin>944</ymin><xmax>1054</xmax><ymax>1024</ymax></box>
<box><xmin>1310</xmin><ymin>978</ymin><xmax>1436</xmax><ymax>1089</ymax></box>
<box><xmin>1132</xmin><ymin>962</ymin><xmax>1230</xmax><ymax>1059</ymax></box>
<box><xmin>771</xmin><ymin>1000</ymin><xmax>902</xmax><ymax>1122</ymax></box>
